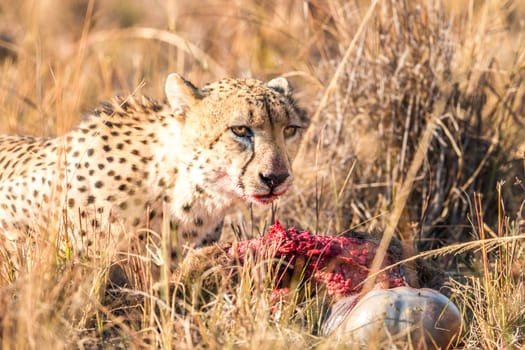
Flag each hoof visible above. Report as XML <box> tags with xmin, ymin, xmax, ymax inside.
<box><xmin>321</xmin><ymin>286</ymin><xmax>462</xmax><ymax>349</ymax></box>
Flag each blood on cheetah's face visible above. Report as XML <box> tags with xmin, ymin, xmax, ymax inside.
<box><xmin>165</xmin><ymin>74</ymin><xmax>308</xmax><ymax>205</ymax></box>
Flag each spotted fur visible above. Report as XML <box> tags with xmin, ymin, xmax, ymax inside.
<box><xmin>0</xmin><ymin>74</ymin><xmax>308</xmax><ymax>253</ymax></box>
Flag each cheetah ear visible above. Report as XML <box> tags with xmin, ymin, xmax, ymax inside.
<box><xmin>267</xmin><ymin>77</ymin><xmax>292</xmax><ymax>96</ymax></box>
<box><xmin>165</xmin><ymin>73</ymin><xmax>204</xmax><ymax>114</ymax></box>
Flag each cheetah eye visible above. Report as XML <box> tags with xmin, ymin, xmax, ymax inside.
<box><xmin>283</xmin><ymin>125</ymin><xmax>300</xmax><ymax>138</ymax></box>
<box><xmin>230</xmin><ymin>126</ymin><xmax>253</xmax><ymax>138</ymax></box>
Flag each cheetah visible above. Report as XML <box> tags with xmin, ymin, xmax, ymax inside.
<box><xmin>0</xmin><ymin>73</ymin><xmax>308</xmax><ymax>257</ymax></box>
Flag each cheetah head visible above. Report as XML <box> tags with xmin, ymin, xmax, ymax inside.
<box><xmin>165</xmin><ymin>73</ymin><xmax>308</xmax><ymax>205</ymax></box>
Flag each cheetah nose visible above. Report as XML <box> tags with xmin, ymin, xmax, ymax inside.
<box><xmin>259</xmin><ymin>172</ymin><xmax>289</xmax><ymax>189</ymax></box>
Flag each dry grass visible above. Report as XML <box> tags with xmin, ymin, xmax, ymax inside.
<box><xmin>0</xmin><ymin>0</ymin><xmax>524</xmax><ymax>348</ymax></box>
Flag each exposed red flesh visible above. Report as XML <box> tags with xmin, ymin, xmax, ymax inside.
<box><xmin>227</xmin><ymin>221</ymin><xmax>406</xmax><ymax>299</ymax></box>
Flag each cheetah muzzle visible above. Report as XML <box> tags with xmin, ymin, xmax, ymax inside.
<box><xmin>0</xmin><ymin>73</ymin><xmax>308</xmax><ymax>252</ymax></box>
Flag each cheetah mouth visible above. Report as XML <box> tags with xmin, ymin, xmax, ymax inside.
<box><xmin>249</xmin><ymin>189</ymin><xmax>287</xmax><ymax>204</ymax></box>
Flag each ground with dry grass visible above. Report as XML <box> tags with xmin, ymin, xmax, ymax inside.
<box><xmin>0</xmin><ymin>0</ymin><xmax>524</xmax><ymax>348</ymax></box>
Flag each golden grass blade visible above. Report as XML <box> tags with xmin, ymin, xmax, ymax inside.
<box><xmin>85</xmin><ymin>27</ymin><xmax>226</xmax><ymax>77</ymax></box>
<box><xmin>363</xmin><ymin>115</ymin><xmax>438</xmax><ymax>292</ymax></box>
<box><xmin>362</xmin><ymin>234</ymin><xmax>525</xmax><ymax>286</ymax></box>
<box><xmin>295</xmin><ymin>0</ymin><xmax>381</xmax><ymax>163</ymax></box>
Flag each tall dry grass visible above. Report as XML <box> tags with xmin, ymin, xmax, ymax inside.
<box><xmin>0</xmin><ymin>0</ymin><xmax>524</xmax><ymax>348</ymax></box>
